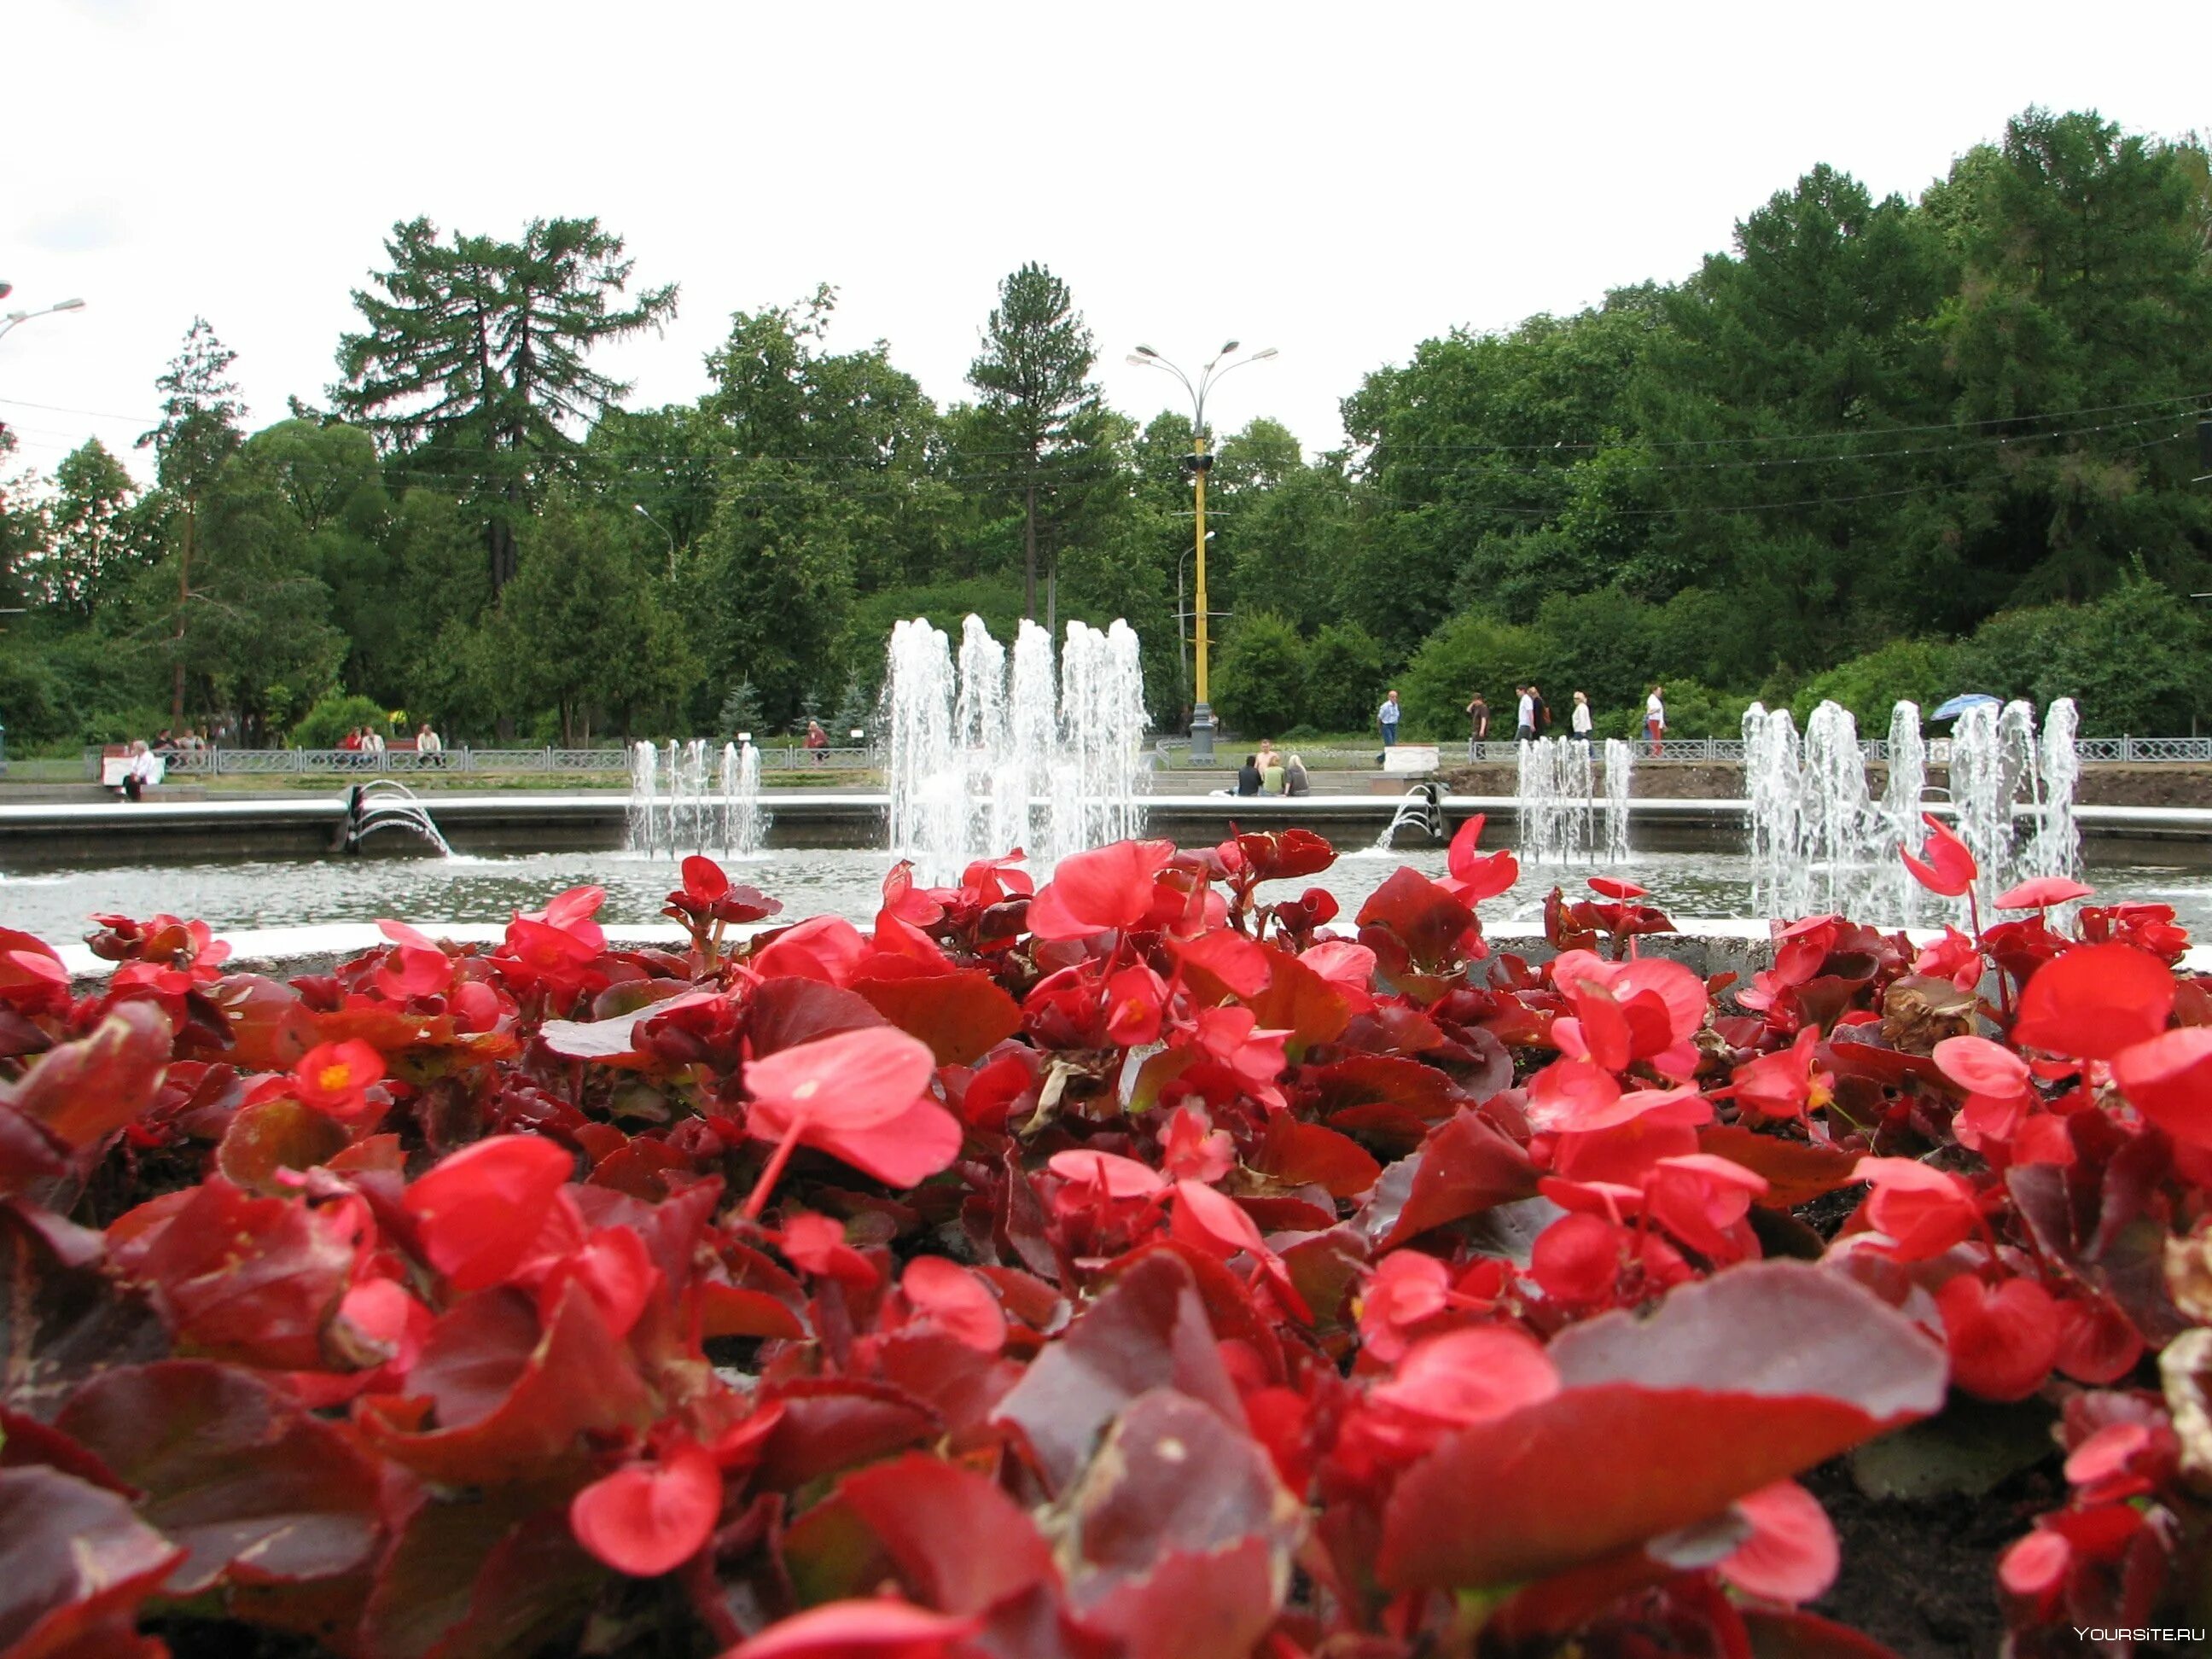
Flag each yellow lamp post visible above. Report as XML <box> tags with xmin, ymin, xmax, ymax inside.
<box><xmin>1128</xmin><ymin>341</ymin><xmax>1277</xmax><ymax>765</ymax></box>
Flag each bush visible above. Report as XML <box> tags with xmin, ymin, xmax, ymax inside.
<box><xmin>1302</xmin><ymin>620</ymin><xmax>1388</xmax><ymax>731</ymax></box>
<box><xmin>1952</xmin><ymin>578</ymin><xmax>2212</xmax><ymax>734</ymax></box>
<box><xmin>1211</xmin><ymin>611</ymin><xmax>1307</xmax><ymax>738</ymax></box>
<box><xmin>0</xmin><ymin>847</ymin><xmax>2199</xmax><ymax>1656</ymax></box>
<box><xmin>290</xmin><ymin>692</ymin><xmax>392</xmax><ymax>748</ymax></box>
<box><xmin>1528</xmin><ymin>586</ymin><xmax>1659</xmax><ymax>716</ymax></box>
<box><xmin>1790</xmin><ymin>636</ymin><xmax>1959</xmax><ymax>734</ymax></box>
<box><xmin>1400</xmin><ymin>610</ymin><xmax>1545</xmax><ymax>738</ymax></box>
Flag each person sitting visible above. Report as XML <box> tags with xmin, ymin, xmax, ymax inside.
<box><xmin>806</xmin><ymin>720</ymin><xmax>830</xmax><ymax>764</ymax></box>
<box><xmin>337</xmin><ymin>727</ymin><xmax>362</xmax><ymax>753</ymax></box>
<box><xmin>119</xmin><ymin>740</ymin><xmax>162</xmax><ymax>802</ymax></box>
<box><xmin>1235</xmin><ymin>754</ymin><xmax>1263</xmax><ymax>796</ymax></box>
<box><xmin>416</xmin><ymin>722</ymin><xmax>445</xmax><ymax>766</ymax></box>
<box><xmin>1261</xmin><ymin>754</ymin><xmax>1286</xmax><ymax>795</ymax></box>
<box><xmin>1284</xmin><ymin>754</ymin><xmax>1311</xmax><ymax>796</ymax></box>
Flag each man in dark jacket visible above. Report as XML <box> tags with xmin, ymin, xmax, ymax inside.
<box><xmin>1236</xmin><ymin>755</ymin><xmax>1264</xmax><ymax>796</ymax></box>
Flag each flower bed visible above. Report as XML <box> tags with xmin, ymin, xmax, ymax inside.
<box><xmin>0</xmin><ymin>818</ymin><xmax>2205</xmax><ymax>1659</ymax></box>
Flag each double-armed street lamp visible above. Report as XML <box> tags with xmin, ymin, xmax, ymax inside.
<box><xmin>0</xmin><ymin>286</ymin><xmax>88</xmax><ymax>347</ymax></box>
<box><xmin>1127</xmin><ymin>341</ymin><xmax>1277</xmax><ymax>765</ymax></box>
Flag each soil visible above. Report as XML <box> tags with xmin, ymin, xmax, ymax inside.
<box><xmin>1805</xmin><ymin>1455</ymin><xmax>2058</xmax><ymax>1658</ymax></box>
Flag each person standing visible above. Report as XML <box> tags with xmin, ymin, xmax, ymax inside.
<box><xmin>1377</xmin><ymin>690</ymin><xmax>1402</xmax><ymax>750</ymax></box>
<box><xmin>1645</xmin><ymin>685</ymin><xmax>1666</xmax><ymax>756</ymax></box>
<box><xmin>1465</xmin><ymin>692</ymin><xmax>1489</xmax><ymax>761</ymax></box>
<box><xmin>806</xmin><ymin>720</ymin><xmax>829</xmax><ymax>765</ymax></box>
<box><xmin>1516</xmin><ymin>684</ymin><xmax>1536</xmax><ymax>742</ymax></box>
<box><xmin>1571</xmin><ymin>690</ymin><xmax>1592</xmax><ymax>745</ymax></box>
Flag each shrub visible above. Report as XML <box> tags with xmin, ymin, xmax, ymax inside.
<box><xmin>1953</xmin><ymin>578</ymin><xmax>2212</xmax><ymax>734</ymax></box>
<box><xmin>290</xmin><ymin>691</ymin><xmax>392</xmax><ymax>748</ymax></box>
<box><xmin>0</xmin><ymin>841</ymin><xmax>2202</xmax><ymax>1656</ymax></box>
<box><xmin>1302</xmin><ymin>620</ymin><xmax>1388</xmax><ymax>731</ymax></box>
<box><xmin>1400</xmin><ymin>610</ymin><xmax>1546</xmax><ymax>737</ymax></box>
<box><xmin>1211</xmin><ymin>610</ymin><xmax>1307</xmax><ymax>737</ymax></box>
<box><xmin>1790</xmin><ymin>636</ymin><xmax>1959</xmax><ymax>733</ymax></box>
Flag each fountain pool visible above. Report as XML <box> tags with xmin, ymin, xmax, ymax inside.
<box><xmin>7</xmin><ymin>842</ymin><xmax>2212</xmax><ymax>948</ymax></box>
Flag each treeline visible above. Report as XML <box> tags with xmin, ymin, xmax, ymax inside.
<box><xmin>3</xmin><ymin>107</ymin><xmax>2212</xmax><ymax>752</ymax></box>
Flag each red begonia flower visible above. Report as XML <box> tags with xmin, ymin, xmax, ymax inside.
<box><xmin>1899</xmin><ymin>814</ymin><xmax>1976</xmax><ymax>898</ymax></box>
<box><xmin>402</xmin><ymin>1134</ymin><xmax>574</xmax><ymax>1290</ymax></box>
<box><xmin>537</xmin><ymin>1225</ymin><xmax>659</xmax><ymax>1339</ymax></box>
<box><xmin>2110</xmin><ymin>1026</ymin><xmax>2212</xmax><ymax>1147</ymax></box>
<box><xmin>1529</xmin><ymin>1211</ymin><xmax>1624</xmax><ymax>1304</ymax></box>
<box><xmin>570</xmin><ymin>1440</ymin><xmax>721</xmax><ymax>1578</ymax></box>
<box><xmin>1851</xmin><ymin>1157</ymin><xmax>1980</xmax><ymax>1260</ymax></box>
<box><xmin>1103</xmin><ymin>963</ymin><xmax>1168</xmax><ymax>1047</ymax></box>
<box><xmin>778</xmin><ymin>1214</ymin><xmax>880</xmax><ymax>1288</ymax></box>
<box><xmin>1047</xmin><ymin>1148</ymin><xmax>1166</xmax><ymax>1199</ymax></box>
<box><xmin>742</xmin><ymin>1027</ymin><xmax>958</xmax><ymax>1210</ymax></box>
<box><xmin>899</xmin><ymin>1256</ymin><xmax>1006</xmax><ymax>1352</ymax></box>
<box><xmin>1370</xmin><ymin>1325</ymin><xmax>1559</xmax><ymax>1426</ymax></box>
<box><xmin>2011</xmin><ymin>944</ymin><xmax>2176</xmax><ymax>1061</ymax></box>
<box><xmin>1441</xmin><ymin>814</ymin><xmax>1518</xmax><ymax>903</ymax></box>
<box><xmin>1937</xmin><ymin>1274</ymin><xmax>2061</xmax><ymax>1401</ymax></box>
<box><xmin>289</xmin><ymin>1039</ymin><xmax>386</xmax><ymax>1124</ymax></box>
<box><xmin>721</xmin><ymin>1599</ymin><xmax>982</xmax><ymax>1659</ymax></box>
<box><xmin>1995</xmin><ymin>876</ymin><xmax>2094</xmax><ymax>910</ymax></box>
<box><xmin>1932</xmin><ymin>1035</ymin><xmax>2032</xmax><ymax>1102</ymax></box>
<box><xmin>1024</xmin><ymin>839</ymin><xmax>1176</xmax><ymax>940</ymax></box>
<box><xmin>1716</xmin><ymin>1480</ymin><xmax>1839</xmax><ymax>1604</ymax></box>
<box><xmin>1997</xmin><ymin>1528</ymin><xmax>2071</xmax><ymax>1603</ymax></box>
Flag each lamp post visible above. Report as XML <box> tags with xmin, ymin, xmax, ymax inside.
<box><xmin>0</xmin><ymin>291</ymin><xmax>87</xmax><ymax>347</ymax></box>
<box><xmin>1128</xmin><ymin>341</ymin><xmax>1277</xmax><ymax>765</ymax></box>
<box><xmin>632</xmin><ymin>503</ymin><xmax>676</xmax><ymax>579</ymax></box>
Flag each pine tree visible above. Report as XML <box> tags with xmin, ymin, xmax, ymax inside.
<box><xmin>138</xmin><ymin>319</ymin><xmax>246</xmax><ymax>727</ymax></box>
<box><xmin>330</xmin><ymin>217</ymin><xmax>678</xmax><ymax>594</ymax></box>
<box><xmin>966</xmin><ymin>264</ymin><xmax>1107</xmax><ymax>620</ymax></box>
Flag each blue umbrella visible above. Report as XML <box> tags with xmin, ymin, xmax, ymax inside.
<box><xmin>1929</xmin><ymin>693</ymin><xmax>2000</xmax><ymax>722</ymax></box>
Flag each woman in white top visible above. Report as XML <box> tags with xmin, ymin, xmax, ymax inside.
<box><xmin>1645</xmin><ymin>685</ymin><xmax>1666</xmax><ymax>756</ymax></box>
<box><xmin>1571</xmin><ymin>690</ymin><xmax>1592</xmax><ymax>743</ymax></box>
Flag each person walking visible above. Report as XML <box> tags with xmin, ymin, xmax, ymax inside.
<box><xmin>1465</xmin><ymin>692</ymin><xmax>1489</xmax><ymax>761</ymax></box>
<box><xmin>1528</xmin><ymin>684</ymin><xmax>1551</xmax><ymax>736</ymax></box>
<box><xmin>1236</xmin><ymin>754</ymin><xmax>1264</xmax><ymax>796</ymax></box>
<box><xmin>1515</xmin><ymin>684</ymin><xmax>1536</xmax><ymax>742</ymax></box>
<box><xmin>1377</xmin><ymin>690</ymin><xmax>1402</xmax><ymax>751</ymax></box>
<box><xmin>1284</xmin><ymin>754</ymin><xmax>1311</xmax><ymax>797</ymax></box>
<box><xmin>1645</xmin><ymin>684</ymin><xmax>1666</xmax><ymax>757</ymax></box>
<box><xmin>1571</xmin><ymin>690</ymin><xmax>1592</xmax><ymax>746</ymax></box>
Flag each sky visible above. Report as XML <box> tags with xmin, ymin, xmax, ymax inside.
<box><xmin>4</xmin><ymin>0</ymin><xmax>2209</xmax><ymax>485</ymax></box>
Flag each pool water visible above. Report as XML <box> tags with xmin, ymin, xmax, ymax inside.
<box><xmin>4</xmin><ymin>845</ymin><xmax>2210</xmax><ymax>947</ymax></box>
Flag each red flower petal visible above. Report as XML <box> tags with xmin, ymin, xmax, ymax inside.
<box><xmin>1931</xmin><ymin>1035</ymin><xmax>2031</xmax><ymax>1101</ymax></box>
<box><xmin>720</xmin><ymin>1598</ymin><xmax>982</xmax><ymax>1659</ymax></box>
<box><xmin>1937</xmin><ymin>1275</ymin><xmax>2060</xmax><ymax>1402</ymax></box>
<box><xmin>2111</xmin><ymin>1026</ymin><xmax>2212</xmax><ymax>1147</ymax></box>
<box><xmin>570</xmin><ymin>1441</ymin><xmax>720</xmax><ymax>1577</ymax></box>
<box><xmin>746</xmin><ymin>1027</ymin><xmax>936</xmax><ymax>1133</ymax></box>
<box><xmin>1371</xmin><ymin>1325</ymin><xmax>1560</xmax><ymax>1425</ymax></box>
<box><xmin>901</xmin><ymin>1257</ymin><xmax>1007</xmax><ymax>1352</ymax></box>
<box><xmin>401</xmin><ymin>1135</ymin><xmax>574</xmax><ymax>1291</ymax></box>
<box><xmin>2011</xmin><ymin>944</ymin><xmax>2176</xmax><ymax>1061</ymax></box>
<box><xmin>1024</xmin><ymin>840</ymin><xmax>1175</xmax><ymax>940</ymax></box>
<box><xmin>1995</xmin><ymin>876</ymin><xmax>2093</xmax><ymax>910</ymax></box>
<box><xmin>1717</xmin><ymin>1480</ymin><xmax>1839</xmax><ymax>1604</ymax></box>
<box><xmin>1997</xmin><ymin>1528</ymin><xmax>2071</xmax><ymax>1598</ymax></box>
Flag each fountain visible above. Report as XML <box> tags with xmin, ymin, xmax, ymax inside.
<box><xmin>626</xmin><ymin>736</ymin><xmax>768</xmax><ymax>859</ymax></box>
<box><xmin>1743</xmin><ymin>697</ymin><xmax>2080</xmax><ymax>923</ymax></box>
<box><xmin>1514</xmin><ymin>736</ymin><xmax>1633</xmax><ymax>864</ymax></box>
<box><xmin>335</xmin><ymin>780</ymin><xmax>454</xmax><ymax>857</ymax></box>
<box><xmin>882</xmin><ymin>614</ymin><xmax>1148</xmax><ymax>881</ymax></box>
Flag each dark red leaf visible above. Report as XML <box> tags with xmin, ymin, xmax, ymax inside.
<box><xmin>57</xmin><ymin>1359</ymin><xmax>382</xmax><ymax>1592</ymax></box>
<box><xmin>0</xmin><ymin>1464</ymin><xmax>180</xmax><ymax>1657</ymax></box>
<box><xmin>853</xmin><ymin>970</ymin><xmax>1022</xmax><ymax>1067</ymax></box>
<box><xmin>1362</xmin><ymin>1109</ymin><xmax>1537</xmax><ymax>1250</ymax></box>
<box><xmin>1</xmin><ymin>1003</ymin><xmax>171</xmax><ymax>1150</ymax></box>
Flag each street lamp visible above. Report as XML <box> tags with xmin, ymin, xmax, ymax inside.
<box><xmin>0</xmin><ymin>293</ymin><xmax>86</xmax><ymax>346</ymax></box>
<box><xmin>632</xmin><ymin>503</ymin><xmax>676</xmax><ymax>579</ymax></box>
<box><xmin>1127</xmin><ymin>341</ymin><xmax>1278</xmax><ymax>764</ymax></box>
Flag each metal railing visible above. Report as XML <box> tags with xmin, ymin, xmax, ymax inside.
<box><xmin>1148</xmin><ymin>735</ymin><xmax>2212</xmax><ymax>767</ymax></box>
<box><xmin>88</xmin><ymin>744</ymin><xmax>885</xmax><ymax>779</ymax></box>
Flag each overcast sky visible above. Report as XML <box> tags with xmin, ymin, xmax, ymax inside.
<box><xmin>4</xmin><ymin>0</ymin><xmax>2208</xmax><ymax>484</ymax></box>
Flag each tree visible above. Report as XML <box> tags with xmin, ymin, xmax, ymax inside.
<box><xmin>35</xmin><ymin>439</ymin><xmax>148</xmax><ymax>620</ymax></box>
<box><xmin>138</xmin><ymin>319</ymin><xmax>246</xmax><ymax>728</ymax></box>
<box><xmin>330</xmin><ymin>216</ymin><xmax>678</xmax><ymax>593</ymax></box>
<box><xmin>966</xmin><ymin>264</ymin><xmax>1108</xmax><ymax>620</ymax></box>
